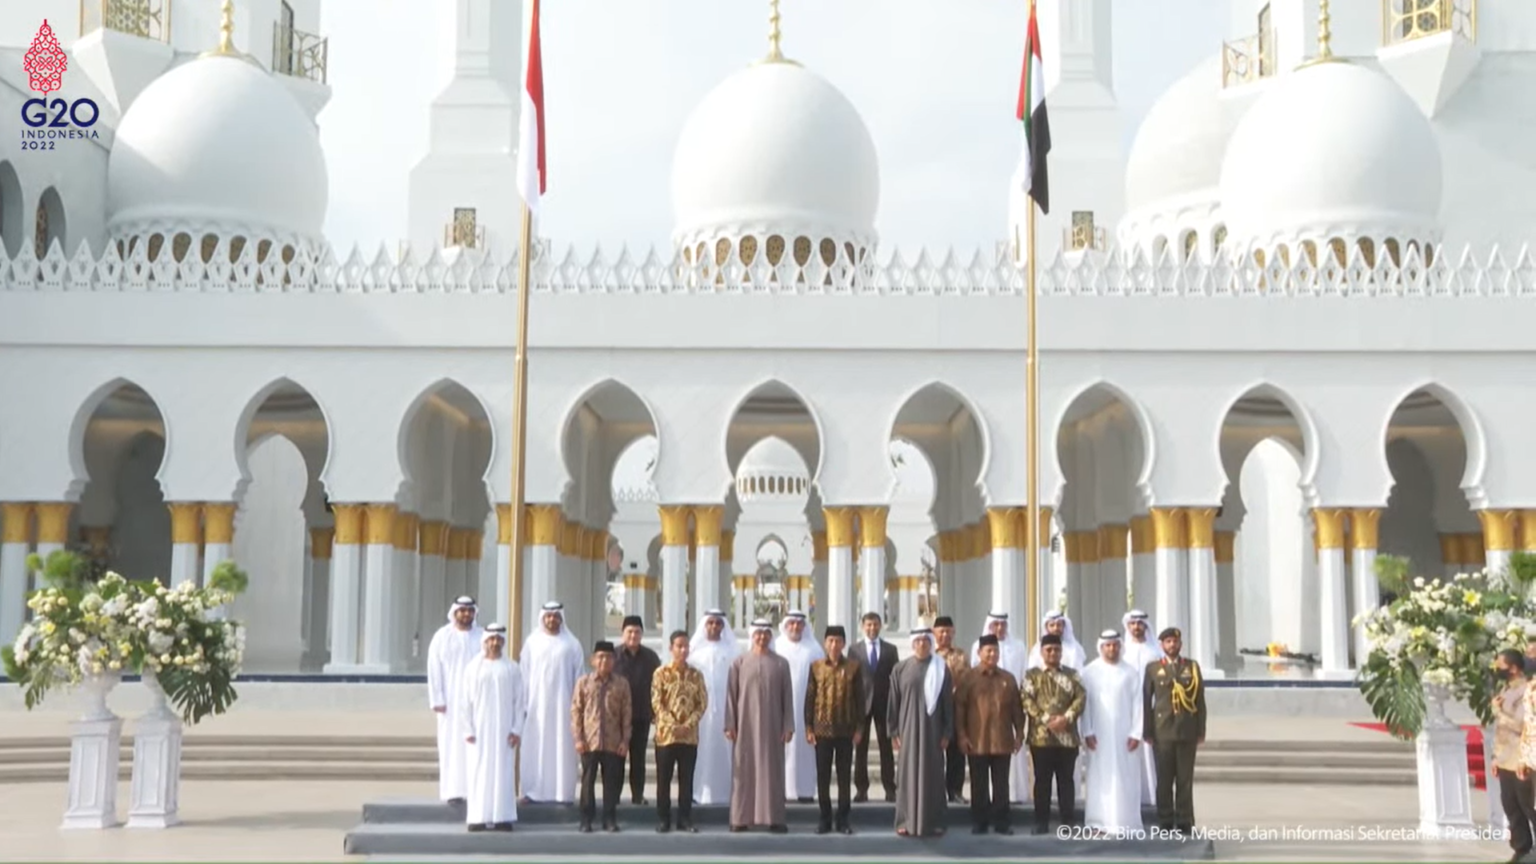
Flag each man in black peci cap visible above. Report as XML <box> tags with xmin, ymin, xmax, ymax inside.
<box><xmin>615</xmin><ymin>614</ymin><xmax>662</xmax><ymax>804</ymax></box>
<box><xmin>1142</xmin><ymin>626</ymin><xmax>1206</xmax><ymax>834</ymax></box>
<box><xmin>932</xmin><ymin>615</ymin><xmax>971</xmax><ymax>803</ymax></box>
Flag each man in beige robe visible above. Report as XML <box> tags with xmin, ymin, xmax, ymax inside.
<box><xmin>724</xmin><ymin>618</ymin><xmax>794</xmax><ymax>833</ymax></box>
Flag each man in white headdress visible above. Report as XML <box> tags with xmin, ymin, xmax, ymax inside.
<box><xmin>1121</xmin><ymin>610</ymin><xmax>1159</xmax><ymax>809</ymax></box>
<box><xmin>970</xmin><ymin>612</ymin><xmax>1030</xmax><ymax>804</ymax></box>
<box><xmin>460</xmin><ymin>624</ymin><xmax>527</xmax><ymax>832</ymax></box>
<box><xmin>519</xmin><ymin>601</ymin><xmax>585</xmax><ymax>802</ymax></box>
<box><xmin>1028</xmin><ymin>611</ymin><xmax>1087</xmax><ymax>671</ymax></box>
<box><xmin>889</xmin><ymin>628</ymin><xmax>954</xmax><ymax>837</ymax></box>
<box><xmin>773</xmin><ymin>610</ymin><xmax>825</xmax><ymax>802</ymax></box>
<box><xmin>688</xmin><ymin>608</ymin><xmax>740</xmax><ymax>804</ymax></box>
<box><xmin>1080</xmin><ymin>629</ymin><xmax>1144</xmax><ymax>832</ymax></box>
<box><xmin>428</xmin><ymin>595</ymin><xmax>483</xmax><ymax>806</ymax></box>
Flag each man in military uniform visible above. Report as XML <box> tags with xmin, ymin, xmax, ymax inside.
<box><xmin>1141</xmin><ymin>626</ymin><xmax>1206</xmax><ymax>833</ymax></box>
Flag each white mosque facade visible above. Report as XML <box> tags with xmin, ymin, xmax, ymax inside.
<box><xmin>2</xmin><ymin>0</ymin><xmax>1535</xmax><ymax>682</ymax></box>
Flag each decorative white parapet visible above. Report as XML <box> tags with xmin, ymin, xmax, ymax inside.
<box><xmin>61</xmin><ymin>672</ymin><xmax>123</xmax><ymax>830</ymax></box>
<box><xmin>1416</xmin><ymin>683</ymin><xmax>1475</xmax><ymax>838</ymax></box>
<box><xmin>126</xmin><ymin>669</ymin><xmax>182</xmax><ymax>829</ymax></box>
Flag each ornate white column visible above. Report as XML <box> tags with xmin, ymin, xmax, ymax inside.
<box><xmin>1312</xmin><ymin>508</ymin><xmax>1351</xmax><ymax>678</ymax></box>
<box><xmin>359</xmin><ymin>504</ymin><xmax>396</xmax><ymax>672</ymax></box>
<box><xmin>810</xmin><ymin>529</ymin><xmax>828</xmax><ymax>628</ymax></box>
<box><xmin>443</xmin><ymin>527</ymin><xmax>468</xmax><ymax>603</ymax></box>
<box><xmin>325</xmin><ymin>504</ymin><xmax>365</xmax><ymax>671</ymax></box>
<box><xmin>1063</xmin><ymin>531</ymin><xmax>1088</xmax><ymax>633</ymax></box>
<box><xmin>720</xmin><ymin>529</ymin><xmax>736</xmax><ymax>621</ymax></box>
<box><xmin>936</xmin><ymin>531</ymin><xmax>957</xmax><ymax>625</ymax></box>
<box><xmin>1151</xmin><ymin>508</ymin><xmax>1187</xmax><ymax>633</ymax></box>
<box><xmin>858</xmin><ymin>506</ymin><xmax>889</xmax><ymax>620</ymax></box>
<box><xmin>167</xmin><ymin>503</ymin><xmax>201</xmax><ymax>586</ymax></box>
<box><xmin>1185</xmin><ymin>508</ymin><xmax>1221</xmax><ymax>677</ymax></box>
<box><xmin>1349</xmin><ymin>509</ymin><xmax>1381</xmax><ymax>667</ymax></box>
<box><xmin>1098</xmin><ymin>523</ymin><xmax>1129</xmax><ymax>633</ymax></box>
<box><xmin>732</xmin><ymin>575</ymin><xmax>753</xmax><ymax>629</ymax></box>
<box><xmin>306</xmin><ymin>527</ymin><xmax>333</xmax><ymax>667</ymax></box>
<box><xmin>658</xmin><ymin>505</ymin><xmax>690</xmax><ymax>637</ymax></box>
<box><xmin>986</xmin><ymin>508</ymin><xmax>1024</xmax><ymax>622</ymax></box>
<box><xmin>693</xmin><ymin>505</ymin><xmax>724</xmax><ymax>618</ymax></box>
<box><xmin>1214</xmin><ymin>530</ymin><xmax>1237</xmax><ymax>671</ymax></box>
<box><xmin>393</xmin><ymin>513</ymin><xmax>420</xmax><ymax>666</ymax></box>
<box><xmin>463</xmin><ymin>529</ymin><xmax>483</xmax><ymax>638</ymax></box>
<box><xmin>823</xmin><ymin>507</ymin><xmax>856</xmax><ymax>628</ymax></box>
<box><xmin>0</xmin><ymin>503</ymin><xmax>33</xmax><ymax>644</ymax></box>
<box><xmin>1480</xmin><ymin>510</ymin><xmax>1518</xmax><ymax>578</ymax></box>
<box><xmin>526</xmin><ymin>505</ymin><xmax>562</xmax><ymax>619</ymax></box>
<box><xmin>200</xmin><ymin>503</ymin><xmax>235</xmax><ymax>583</ymax></box>
<box><xmin>493</xmin><ymin>506</ymin><xmax>514</xmax><ymax>631</ymax></box>
<box><xmin>1129</xmin><ymin>514</ymin><xmax>1155</xmax><ymax>614</ymax></box>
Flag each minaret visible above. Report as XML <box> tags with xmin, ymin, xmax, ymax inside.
<box><xmin>407</xmin><ymin>0</ymin><xmax>524</xmax><ymax>254</ymax></box>
<box><xmin>1010</xmin><ymin>0</ymin><xmax>1123</xmax><ymax>261</ymax></box>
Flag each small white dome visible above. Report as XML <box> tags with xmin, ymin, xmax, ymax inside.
<box><xmin>671</xmin><ymin>61</ymin><xmax>879</xmax><ymax>250</ymax></box>
<box><xmin>738</xmin><ymin>436</ymin><xmax>809</xmax><ymax>480</ymax></box>
<box><xmin>108</xmin><ymin>54</ymin><xmax>328</xmax><ymax>247</ymax></box>
<box><xmin>1218</xmin><ymin>60</ymin><xmax>1442</xmax><ymax>249</ymax></box>
<box><xmin>1125</xmin><ymin>55</ymin><xmax>1244</xmax><ymax>213</ymax></box>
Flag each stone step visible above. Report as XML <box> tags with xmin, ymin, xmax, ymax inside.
<box><xmin>0</xmin><ymin>762</ymin><xmax>441</xmax><ymax>783</ymax></box>
<box><xmin>0</xmin><ymin>735</ymin><xmax>430</xmax><ymax>750</ymax></box>
<box><xmin>343</xmin><ymin>820</ymin><xmax>1216</xmax><ymax>859</ymax></box>
<box><xmin>1195</xmin><ymin>765</ymin><xmax>1417</xmax><ymax>785</ymax></box>
<box><xmin>0</xmin><ymin>746</ymin><xmax>438</xmax><ymax>765</ymax></box>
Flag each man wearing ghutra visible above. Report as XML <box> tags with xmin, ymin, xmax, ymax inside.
<box><xmin>427</xmin><ymin>595</ymin><xmax>483</xmax><ymax>807</ymax></box>
<box><xmin>519</xmin><ymin>600</ymin><xmax>585</xmax><ymax>803</ymax></box>
<box><xmin>773</xmin><ymin>609</ymin><xmax>824</xmax><ymax>802</ymax></box>
<box><xmin>1028</xmin><ymin>611</ymin><xmax>1087</xmax><ymax>671</ymax></box>
<box><xmin>688</xmin><ymin>608</ymin><xmax>739</xmax><ymax>805</ymax></box>
<box><xmin>726</xmin><ymin>619</ymin><xmax>795</xmax><ymax>833</ymax></box>
<box><xmin>1121</xmin><ymin>609</ymin><xmax>1159</xmax><ymax>808</ymax></box>
<box><xmin>1081</xmin><ymin>629</ymin><xmax>1144</xmax><ymax>832</ymax></box>
<box><xmin>888</xmin><ymin>628</ymin><xmax>954</xmax><ymax>838</ymax></box>
<box><xmin>460</xmin><ymin>624</ymin><xmax>526</xmax><ymax>832</ymax></box>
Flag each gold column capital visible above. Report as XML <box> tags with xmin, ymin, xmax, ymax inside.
<box><xmin>858</xmin><ymin>506</ymin><xmax>889</xmax><ymax>547</ymax></box>
<box><xmin>589</xmin><ymin>528</ymin><xmax>609</xmax><ymax>562</ymax></box>
<box><xmin>1311</xmin><ymin>508</ymin><xmax>1348</xmax><ymax>550</ymax></box>
<box><xmin>1520</xmin><ymin>510</ymin><xmax>1536</xmax><ymax>553</ymax></box>
<box><xmin>1479</xmin><ymin>510</ymin><xmax>1519</xmax><ymax>553</ymax></box>
<box><xmin>721</xmin><ymin>529</ymin><xmax>736</xmax><ymax>561</ymax></box>
<box><xmin>203</xmin><ymin>503</ymin><xmax>237</xmax><ymax>545</ymax></box>
<box><xmin>393</xmin><ymin>512</ymin><xmax>419</xmax><ymax>552</ymax></box>
<box><xmin>496</xmin><ymin>503</ymin><xmax>513</xmax><ymax>544</ymax></box>
<box><xmin>823</xmin><ymin>507</ymin><xmax>856</xmax><ymax>548</ymax></box>
<box><xmin>987</xmin><ymin>508</ymin><xmax>1025</xmax><ymax>550</ymax></box>
<box><xmin>310</xmin><ymin>526</ymin><xmax>335</xmax><ymax>560</ymax></box>
<box><xmin>810</xmin><ymin>530</ymin><xmax>825</xmax><ymax>562</ymax></box>
<box><xmin>332</xmin><ymin>504</ymin><xmax>365</xmax><ymax>546</ymax></box>
<box><xmin>35</xmin><ymin>502</ymin><xmax>74</xmax><ymax>545</ymax></box>
<box><xmin>465</xmin><ymin>529</ymin><xmax>484</xmax><ymax>561</ymax></box>
<box><xmin>1186</xmin><ymin>508</ymin><xmax>1218</xmax><ymax>550</ymax></box>
<box><xmin>419</xmin><ymin>520</ymin><xmax>448</xmax><ymax>556</ymax></box>
<box><xmin>1</xmin><ymin>503</ymin><xmax>33</xmax><ymax>545</ymax></box>
<box><xmin>528</xmin><ymin>504</ymin><xmax>563</xmax><ymax>546</ymax></box>
<box><xmin>1038</xmin><ymin>506</ymin><xmax>1054</xmax><ymax>545</ymax></box>
<box><xmin>1350</xmin><ymin>508</ymin><xmax>1381</xmax><ymax>550</ymax></box>
<box><xmin>1130</xmin><ymin>515</ymin><xmax>1153</xmax><ymax>555</ymax></box>
<box><xmin>363</xmin><ymin>504</ymin><xmax>396</xmax><ymax>546</ymax></box>
<box><xmin>167</xmin><ymin>502</ymin><xmax>201</xmax><ymax>545</ymax></box>
<box><xmin>693</xmin><ymin>505</ymin><xmax>724</xmax><ymax>546</ymax></box>
<box><xmin>1065</xmin><ymin>531</ymin><xmax>1101</xmax><ymax>564</ymax></box>
<box><xmin>559</xmin><ymin>521</ymin><xmax>582</xmax><ymax>557</ymax></box>
<box><xmin>1214</xmin><ymin>530</ymin><xmax>1236</xmax><ymax>564</ymax></box>
<box><xmin>1461</xmin><ymin>532</ymin><xmax>1486</xmax><ymax>567</ymax></box>
<box><xmin>1439</xmin><ymin>532</ymin><xmax>1461</xmax><ymax>565</ymax></box>
<box><xmin>658</xmin><ymin>505</ymin><xmax>691</xmax><ymax>546</ymax></box>
<box><xmin>1149</xmin><ymin>508</ymin><xmax>1185</xmax><ymax>550</ymax></box>
<box><xmin>1098</xmin><ymin>523</ymin><xmax>1128</xmax><ymax>559</ymax></box>
<box><xmin>446</xmin><ymin>527</ymin><xmax>469</xmax><ymax>561</ymax></box>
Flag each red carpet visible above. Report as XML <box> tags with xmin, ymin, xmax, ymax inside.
<box><xmin>1350</xmin><ymin>722</ymin><xmax>1485</xmax><ymax>789</ymax></box>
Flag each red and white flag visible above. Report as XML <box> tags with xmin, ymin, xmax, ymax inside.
<box><xmin>517</xmin><ymin>0</ymin><xmax>546</xmax><ymax>214</ymax></box>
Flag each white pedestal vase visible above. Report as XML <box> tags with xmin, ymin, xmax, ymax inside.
<box><xmin>127</xmin><ymin>668</ymin><xmax>182</xmax><ymax>828</ymax></box>
<box><xmin>1415</xmin><ymin>682</ymin><xmax>1475</xmax><ymax>838</ymax></box>
<box><xmin>61</xmin><ymin>672</ymin><xmax>123</xmax><ymax>830</ymax></box>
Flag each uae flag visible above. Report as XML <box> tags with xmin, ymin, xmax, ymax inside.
<box><xmin>1017</xmin><ymin>0</ymin><xmax>1051</xmax><ymax>214</ymax></box>
<box><xmin>517</xmin><ymin>0</ymin><xmax>547</xmax><ymax>214</ymax></box>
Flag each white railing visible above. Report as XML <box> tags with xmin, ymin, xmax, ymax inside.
<box><xmin>5</xmin><ymin>234</ymin><xmax>1536</xmax><ymax>298</ymax></box>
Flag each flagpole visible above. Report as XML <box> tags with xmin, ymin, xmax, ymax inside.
<box><xmin>507</xmin><ymin>202</ymin><xmax>534</xmax><ymax>660</ymax></box>
<box><xmin>1024</xmin><ymin>196</ymin><xmax>1040</xmax><ymax>651</ymax></box>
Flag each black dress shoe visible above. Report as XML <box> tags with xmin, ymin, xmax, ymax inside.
<box><xmin>816</xmin><ymin>823</ymin><xmax>832</xmax><ymax>835</ymax></box>
<box><xmin>797</xmin><ymin>796</ymin><xmax>814</xmax><ymax>804</ymax></box>
<box><xmin>1032</xmin><ymin>825</ymin><xmax>1050</xmax><ymax>835</ymax></box>
<box><xmin>579</xmin><ymin>824</ymin><xmax>594</xmax><ymax>833</ymax></box>
<box><xmin>493</xmin><ymin>822</ymin><xmax>514</xmax><ymax>832</ymax></box>
<box><xmin>884</xmin><ymin>791</ymin><xmax>896</xmax><ymax>803</ymax></box>
<box><xmin>769</xmin><ymin>824</ymin><xmax>789</xmax><ymax>834</ymax></box>
<box><xmin>633</xmin><ymin>796</ymin><xmax>649</xmax><ymax>806</ymax></box>
<box><xmin>729</xmin><ymin>825</ymin><xmax>748</xmax><ymax>833</ymax></box>
<box><xmin>604</xmin><ymin>823</ymin><xmax>621</xmax><ymax>833</ymax></box>
<box><xmin>838</xmin><ymin>825</ymin><xmax>854</xmax><ymax>835</ymax></box>
<box><xmin>995</xmin><ymin>826</ymin><xmax>1014</xmax><ymax>836</ymax></box>
<box><xmin>468</xmin><ymin>823</ymin><xmax>487</xmax><ymax>832</ymax></box>
<box><xmin>677</xmin><ymin>822</ymin><xmax>699</xmax><ymax>834</ymax></box>
<box><xmin>448</xmin><ymin>797</ymin><xmax>466</xmax><ymax>807</ymax></box>
<box><xmin>853</xmin><ymin>792</ymin><xmax>869</xmax><ymax>803</ymax></box>
<box><xmin>656</xmin><ymin>822</ymin><xmax>672</xmax><ymax>833</ymax></box>
<box><xmin>971</xmin><ymin>825</ymin><xmax>989</xmax><ymax>835</ymax></box>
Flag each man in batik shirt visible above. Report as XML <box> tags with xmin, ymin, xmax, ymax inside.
<box><xmin>1020</xmin><ymin>632</ymin><xmax>1085</xmax><ymax>834</ymax></box>
<box><xmin>571</xmin><ymin>641</ymin><xmax>633</xmax><ymax>833</ymax></box>
<box><xmin>651</xmin><ymin>629</ymin><xmax>708</xmax><ymax>834</ymax></box>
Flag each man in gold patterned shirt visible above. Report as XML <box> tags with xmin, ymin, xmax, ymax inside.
<box><xmin>933</xmin><ymin>615</ymin><xmax>972</xmax><ymax>804</ymax></box>
<box><xmin>651</xmin><ymin>629</ymin><xmax>707</xmax><ymax>835</ymax></box>
<box><xmin>1020</xmin><ymin>633</ymin><xmax>1085</xmax><ymax>834</ymax></box>
<box><xmin>1493</xmin><ymin>648</ymin><xmax>1536</xmax><ymax>861</ymax></box>
<box><xmin>571</xmin><ymin>641</ymin><xmax>633</xmax><ymax>833</ymax></box>
<box><xmin>805</xmin><ymin>624</ymin><xmax>867</xmax><ymax>835</ymax></box>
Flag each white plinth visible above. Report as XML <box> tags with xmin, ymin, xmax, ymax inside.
<box><xmin>1416</xmin><ymin>723</ymin><xmax>1475</xmax><ymax>838</ymax></box>
<box><xmin>61</xmin><ymin>716</ymin><xmax>122</xmax><ymax>829</ymax></box>
<box><xmin>126</xmin><ymin>710</ymin><xmax>182</xmax><ymax>828</ymax></box>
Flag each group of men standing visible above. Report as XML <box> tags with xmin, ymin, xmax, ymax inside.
<box><xmin>426</xmin><ymin>595</ymin><xmax>1208</xmax><ymax>838</ymax></box>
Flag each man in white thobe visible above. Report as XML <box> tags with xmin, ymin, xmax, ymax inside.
<box><xmin>428</xmin><ymin>595</ymin><xmax>483</xmax><ymax>806</ymax></box>
<box><xmin>688</xmin><ymin>607</ymin><xmax>740</xmax><ymax>804</ymax></box>
<box><xmin>773</xmin><ymin>610</ymin><xmax>824</xmax><ymax>802</ymax></box>
<box><xmin>1081</xmin><ymin>629</ymin><xmax>1144</xmax><ymax>832</ymax></box>
<box><xmin>970</xmin><ymin>612</ymin><xmax>1031</xmax><ymax>804</ymax></box>
<box><xmin>519</xmin><ymin>600</ymin><xmax>585</xmax><ymax>803</ymax></box>
<box><xmin>1121</xmin><ymin>610</ymin><xmax>1159</xmax><ymax>808</ymax></box>
<box><xmin>460</xmin><ymin>623</ymin><xmax>527</xmax><ymax>832</ymax></box>
<box><xmin>1028</xmin><ymin>611</ymin><xmax>1087</xmax><ymax>672</ymax></box>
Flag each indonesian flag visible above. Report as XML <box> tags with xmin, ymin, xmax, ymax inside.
<box><xmin>1017</xmin><ymin>0</ymin><xmax>1051</xmax><ymax>214</ymax></box>
<box><xmin>517</xmin><ymin>0</ymin><xmax>546</xmax><ymax>214</ymax></box>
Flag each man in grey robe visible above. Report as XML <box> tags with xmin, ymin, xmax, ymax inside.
<box><xmin>725</xmin><ymin>619</ymin><xmax>794</xmax><ymax>833</ymax></box>
<box><xmin>888</xmin><ymin>628</ymin><xmax>954</xmax><ymax>838</ymax></box>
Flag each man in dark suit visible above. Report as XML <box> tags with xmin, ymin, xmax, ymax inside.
<box><xmin>849</xmin><ymin>611</ymin><xmax>898</xmax><ymax>802</ymax></box>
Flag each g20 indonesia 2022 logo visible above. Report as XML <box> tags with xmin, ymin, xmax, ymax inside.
<box><xmin>19</xmin><ymin>20</ymin><xmax>100</xmax><ymax>150</ymax></box>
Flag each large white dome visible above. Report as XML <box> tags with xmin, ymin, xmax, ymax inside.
<box><xmin>1125</xmin><ymin>55</ymin><xmax>1245</xmax><ymax>213</ymax></box>
<box><xmin>108</xmin><ymin>54</ymin><xmax>328</xmax><ymax>249</ymax></box>
<box><xmin>671</xmin><ymin>61</ymin><xmax>879</xmax><ymax>252</ymax></box>
<box><xmin>1218</xmin><ymin>60</ymin><xmax>1442</xmax><ymax>251</ymax></box>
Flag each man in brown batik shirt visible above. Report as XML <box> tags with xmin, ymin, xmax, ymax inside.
<box><xmin>571</xmin><ymin>641</ymin><xmax>633</xmax><ymax>833</ymax></box>
<box><xmin>956</xmin><ymin>633</ymin><xmax>1026</xmax><ymax>835</ymax></box>
<box><xmin>805</xmin><ymin>624</ymin><xmax>867</xmax><ymax>835</ymax></box>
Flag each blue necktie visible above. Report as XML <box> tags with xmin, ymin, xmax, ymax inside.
<box><xmin>870</xmin><ymin>641</ymin><xmax>878</xmax><ymax>667</ymax></box>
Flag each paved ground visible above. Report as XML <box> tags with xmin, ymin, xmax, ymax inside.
<box><xmin>0</xmin><ymin>710</ymin><xmax>1512</xmax><ymax>861</ymax></box>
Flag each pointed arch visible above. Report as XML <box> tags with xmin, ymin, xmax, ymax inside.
<box><xmin>559</xmin><ymin>378</ymin><xmax>661</xmax><ymax>482</ymax></box>
<box><xmin>1379</xmin><ymin>381</ymin><xmax>1487</xmax><ymax>505</ymax></box>
<box><xmin>234</xmin><ymin>377</ymin><xmax>332</xmax><ymax>500</ymax></box>
<box><xmin>886</xmin><ymin>380</ymin><xmax>991</xmax><ymax>496</ymax></box>
<box><xmin>396</xmin><ymin>378</ymin><xmax>497</xmax><ymax>488</ymax></box>
<box><xmin>1214</xmin><ymin>381</ymin><xmax>1320</xmax><ymax>500</ymax></box>
<box><xmin>0</xmin><ymin>160</ymin><xmax>21</xmax><ymax>256</ymax></box>
<box><xmin>68</xmin><ymin>378</ymin><xmax>170</xmax><ymax>495</ymax></box>
<box><xmin>35</xmin><ymin>186</ymin><xmax>65</xmax><ymax>258</ymax></box>
<box><xmin>721</xmin><ymin>378</ymin><xmax>826</xmax><ymax>497</ymax></box>
<box><xmin>1051</xmin><ymin>380</ymin><xmax>1155</xmax><ymax>507</ymax></box>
